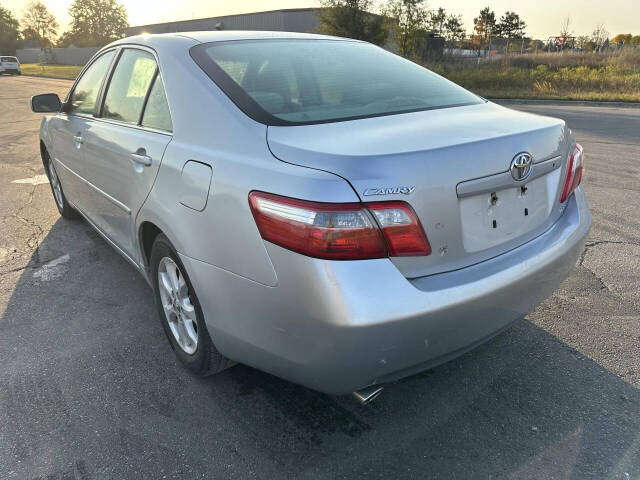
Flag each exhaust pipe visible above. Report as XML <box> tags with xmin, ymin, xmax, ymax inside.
<box><xmin>352</xmin><ymin>385</ymin><xmax>383</xmax><ymax>405</ymax></box>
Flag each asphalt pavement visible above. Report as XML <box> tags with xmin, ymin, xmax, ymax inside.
<box><xmin>1</xmin><ymin>75</ymin><xmax>639</xmax><ymax>479</ymax></box>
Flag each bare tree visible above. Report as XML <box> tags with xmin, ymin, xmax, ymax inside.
<box><xmin>21</xmin><ymin>1</ymin><xmax>58</xmax><ymax>47</ymax></box>
<box><xmin>591</xmin><ymin>24</ymin><xmax>609</xmax><ymax>51</ymax></box>
<box><xmin>559</xmin><ymin>16</ymin><xmax>572</xmax><ymax>37</ymax></box>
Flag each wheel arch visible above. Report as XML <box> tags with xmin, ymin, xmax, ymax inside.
<box><xmin>137</xmin><ymin>216</ymin><xmax>187</xmax><ymax>269</ymax></box>
<box><xmin>139</xmin><ymin>221</ymin><xmax>163</xmax><ymax>268</ymax></box>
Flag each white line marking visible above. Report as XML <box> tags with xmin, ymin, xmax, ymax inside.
<box><xmin>32</xmin><ymin>254</ymin><xmax>70</xmax><ymax>282</ymax></box>
<box><xmin>12</xmin><ymin>174</ymin><xmax>50</xmax><ymax>186</ymax></box>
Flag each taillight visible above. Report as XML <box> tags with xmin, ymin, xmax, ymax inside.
<box><xmin>560</xmin><ymin>144</ymin><xmax>584</xmax><ymax>203</ymax></box>
<box><xmin>365</xmin><ymin>201</ymin><xmax>431</xmax><ymax>256</ymax></box>
<box><xmin>248</xmin><ymin>192</ymin><xmax>430</xmax><ymax>260</ymax></box>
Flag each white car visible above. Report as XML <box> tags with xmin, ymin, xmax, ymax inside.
<box><xmin>0</xmin><ymin>56</ymin><xmax>21</xmax><ymax>75</ymax></box>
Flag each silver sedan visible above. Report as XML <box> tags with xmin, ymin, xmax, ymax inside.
<box><xmin>30</xmin><ymin>31</ymin><xmax>591</xmax><ymax>398</ymax></box>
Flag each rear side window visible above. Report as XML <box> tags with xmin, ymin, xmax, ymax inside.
<box><xmin>103</xmin><ymin>49</ymin><xmax>157</xmax><ymax>124</ymax></box>
<box><xmin>141</xmin><ymin>75</ymin><xmax>172</xmax><ymax>132</ymax></box>
<box><xmin>70</xmin><ymin>50</ymin><xmax>115</xmax><ymax>115</ymax></box>
<box><xmin>191</xmin><ymin>39</ymin><xmax>483</xmax><ymax>126</ymax></box>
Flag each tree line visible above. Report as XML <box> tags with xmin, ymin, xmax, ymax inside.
<box><xmin>317</xmin><ymin>1</ymin><xmax>639</xmax><ymax>57</ymax></box>
<box><xmin>317</xmin><ymin>0</ymin><xmax>528</xmax><ymax>57</ymax></box>
<box><xmin>0</xmin><ymin>0</ymin><xmax>128</xmax><ymax>54</ymax></box>
<box><xmin>1</xmin><ymin>0</ymin><xmax>638</xmax><ymax>58</ymax></box>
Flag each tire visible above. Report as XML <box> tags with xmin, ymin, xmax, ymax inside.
<box><xmin>150</xmin><ymin>234</ymin><xmax>234</xmax><ymax>376</ymax></box>
<box><xmin>45</xmin><ymin>152</ymin><xmax>80</xmax><ymax>220</ymax></box>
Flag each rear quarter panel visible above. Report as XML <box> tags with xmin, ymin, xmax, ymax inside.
<box><xmin>136</xmin><ymin>37</ymin><xmax>359</xmax><ymax>287</ymax></box>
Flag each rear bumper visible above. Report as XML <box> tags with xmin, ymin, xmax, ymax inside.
<box><xmin>182</xmin><ymin>187</ymin><xmax>591</xmax><ymax>394</ymax></box>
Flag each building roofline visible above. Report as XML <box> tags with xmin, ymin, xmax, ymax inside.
<box><xmin>127</xmin><ymin>8</ymin><xmax>320</xmax><ymax>31</ymax></box>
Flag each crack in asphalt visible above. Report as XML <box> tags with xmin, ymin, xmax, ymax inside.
<box><xmin>579</xmin><ymin>240</ymin><xmax>640</xmax><ymax>303</ymax></box>
<box><xmin>579</xmin><ymin>239</ymin><xmax>640</xmax><ymax>266</ymax></box>
<box><xmin>0</xmin><ymin>165</ymin><xmax>47</xmax><ymax>273</ymax></box>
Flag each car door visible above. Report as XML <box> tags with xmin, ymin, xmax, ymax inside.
<box><xmin>81</xmin><ymin>47</ymin><xmax>172</xmax><ymax>262</ymax></box>
<box><xmin>47</xmin><ymin>50</ymin><xmax>116</xmax><ymax>211</ymax></box>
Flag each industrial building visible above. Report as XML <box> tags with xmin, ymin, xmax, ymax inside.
<box><xmin>125</xmin><ymin>8</ymin><xmax>320</xmax><ymax>37</ymax></box>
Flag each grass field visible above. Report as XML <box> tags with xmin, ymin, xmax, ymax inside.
<box><xmin>20</xmin><ymin>63</ymin><xmax>83</xmax><ymax>79</ymax></box>
<box><xmin>20</xmin><ymin>49</ymin><xmax>640</xmax><ymax>103</ymax></box>
<box><xmin>430</xmin><ymin>49</ymin><xmax>640</xmax><ymax>103</ymax></box>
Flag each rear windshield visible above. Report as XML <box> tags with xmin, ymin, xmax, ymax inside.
<box><xmin>190</xmin><ymin>39</ymin><xmax>482</xmax><ymax>126</ymax></box>
<box><xmin>1</xmin><ymin>57</ymin><xmax>17</xmax><ymax>62</ymax></box>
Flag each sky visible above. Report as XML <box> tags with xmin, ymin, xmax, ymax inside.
<box><xmin>4</xmin><ymin>0</ymin><xmax>639</xmax><ymax>40</ymax></box>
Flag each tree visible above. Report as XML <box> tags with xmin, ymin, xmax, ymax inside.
<box><xmin>316</xmin><ymin>0</ymin><xmax>387</xmax><ymax>45</ymax></box>
<box><xmin>66</xmin><ymin>0</ymin><xmax>128</xmax><ymax>47</ymax></box>
<box><xmin>591</xmin><ymin>24</ymin><xmax>609</xmax><ymax>51</ymax></box>
<box><xmin>528</xmin><ymin>38</ymin><xmax>544</xmax><ymax>53</ymax></box>
<box><xmin>56</xmin><ymin>30</ymin><xmax>74</xmax><ymax>47</ymax></box>
<box><xmin>575</xmin><ymin>35</ymin><xmax>590</xmax><ymax>51</ymax></box>
<box><xmin>611</xmin><ymin>33</ymin><xmax>633</xmax><ymax>46</ymax></box>
<box><xmin>631</xmin><ymin>36</ymin><xmax>640</xmax><ymax>47</ymax></box>
<box><xmin>21</xmin><ymin>1</ymin><xmax>58</xmax><ymax>47</ymax></box>
<box><xmin>473</xmin><ymin>7</ymin><xmax>496</xmax><ymax>51</ymax></box>
<box><xmin>443</xmin><ymin>14</ymin><xmax>465</xmax><ymax>47</ymax></box>
<box><xmin>0</xmin><ymin>5</ymin><xmax>21</xmax><ymax>55</ymax></box>
<box><xmin>559</xmin><ymin>16</ymin><xmax>572</xmax><ymax>38</ymax></box>
<box><xmin>382</xmin><ymin>0</ymin><xmax>429</xmax><ymax>58</ymax></box>
<box><xmin>428</xmin><ymin>7</ymin><xmax>446</xmax><ymax>37</ymax></box>
<box><xmin>496</xmin><ymin>11</ymin><xmax>526</xmax><ymax>53</ymax></box>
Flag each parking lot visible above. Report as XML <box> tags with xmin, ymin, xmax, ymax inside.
<box><xmin>1</xmin><ymin>75</ymin><xmax>638</xmax><ymax>479</ymax></box>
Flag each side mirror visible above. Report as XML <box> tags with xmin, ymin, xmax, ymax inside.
<box><xmin>30</xmin><ymin>93</ymin><xmax>62</xmax><ymax>113</ymax></box>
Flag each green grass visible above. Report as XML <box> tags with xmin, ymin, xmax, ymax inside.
<box><xmin>428</xmin><ymin>50</ymin><xmax>640</xmax><ymax>103</ymax></box>
<box><xmin>434</xmin><ymin>65</ymin><xmax>640</xmax><ymax>103</ymax></box>
<box><xmin>20</xmin><ymin>63</ymin><xmax>83</xmax><ymax>79</ymax></box>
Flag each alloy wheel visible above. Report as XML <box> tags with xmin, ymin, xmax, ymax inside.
<box><xmin>157</xmin><ymin>257</ymin><xmax>199</xmax><ymax>355</ymax></box>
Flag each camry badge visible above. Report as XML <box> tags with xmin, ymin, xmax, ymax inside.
<box><xmin>363</xmin><ymin>186</ymin><xmax>415</xmax><ymax>196</ymax></box>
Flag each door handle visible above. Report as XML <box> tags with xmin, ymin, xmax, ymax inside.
<box><xmin>130</xmin><ymin>151</ymin><xmax>152</xmax><ymax>167</ymax></box>
<box><xmin>73</xmin><ymin>135</ymin><xmax>84</xmax><ymax>144</ymax></box>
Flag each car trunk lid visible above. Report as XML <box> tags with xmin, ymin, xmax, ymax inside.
<box><xmin>266</xmin><ymin>102</ymin><xmax>571</xmax><ymax>278</ymax></box>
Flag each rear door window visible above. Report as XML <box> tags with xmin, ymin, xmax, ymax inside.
<box><xmin>102</xmin><ymin>49</ymin><xmax>157</xmax><ymax>124</ymax></box>
<box><xmin>141</xmin><ymin>75</ymin><xmax>172</xmax><ymax>132</ymax></box>
<box><xmin>69</xmin><ymin>50</ymin><xmax>115</xmax><ymax>115</ymax></box>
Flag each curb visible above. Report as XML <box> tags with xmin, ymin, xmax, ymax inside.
<box><xmin>490</xmin><ymin>98</ymin><xmax>640</xmax><ymax>108</ymax></box>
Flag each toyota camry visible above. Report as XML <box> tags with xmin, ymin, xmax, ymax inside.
<box><xmin>30</xmin><ymin>31</ymin><xmax>591</xmax><ymax>399</ymax></box>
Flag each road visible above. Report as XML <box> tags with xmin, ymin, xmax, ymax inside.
<box><xmin>1</xmin><ymin>75</ymin><xmax>639</xmax><ymax>480</ymax></box>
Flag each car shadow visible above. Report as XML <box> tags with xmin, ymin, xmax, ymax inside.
<box><xmin>1</xmin><ymin>217</ymin><xmax>638</xmax><ymax>479</ymax></box>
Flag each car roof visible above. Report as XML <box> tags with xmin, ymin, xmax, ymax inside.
<box><xmin>117</xmin><ymin>30</ymin><xmax>353</xmax><ymax>46</ymax></box>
